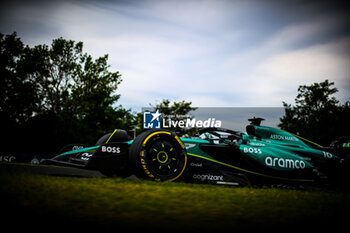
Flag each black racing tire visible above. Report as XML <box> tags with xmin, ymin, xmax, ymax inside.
<box><xmin>129</xmin><ymin>129</ymin><xmax>187</xmax><ymax>181</ymax></box>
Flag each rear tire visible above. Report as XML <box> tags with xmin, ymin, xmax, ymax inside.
<box><xmin>129</xmin><ymin>129</ymin><xmax>187</xmax><ymax>181</ymax></box>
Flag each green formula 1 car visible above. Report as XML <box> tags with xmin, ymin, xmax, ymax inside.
<box><xmin>42</xmin><ymin>118</ymin><xmax>350</xmax><ymax>186</ymax></box>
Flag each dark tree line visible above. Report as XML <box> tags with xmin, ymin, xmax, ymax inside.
<box><xmin>0</xmin><ymin>32</ymin><xmax>136</xmax><ymax>153</ymax></box>
<box><xmin>279</xmin><ymin>80</ymin><xmax>350</xmax><ymax>146</ymax></box>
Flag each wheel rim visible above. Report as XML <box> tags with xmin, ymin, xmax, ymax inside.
<box><xmin>146</xmin><ymin>140</ymin><xmax>180</xmax><ymax>176</ymax></box>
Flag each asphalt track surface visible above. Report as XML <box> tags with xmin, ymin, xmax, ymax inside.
<box><xmin>0</xmin><ymin>162</ymin><xmax>105</xmax><ymax>177</ymax></box>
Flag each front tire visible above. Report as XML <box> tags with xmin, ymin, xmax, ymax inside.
<box><xmin>129</xmin><ymin>129</ymin><xmax>187</xmax><ymax>181</ymax></box>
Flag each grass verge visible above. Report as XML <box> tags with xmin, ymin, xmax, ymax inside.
<box><xmin>0</xmin><ymin>170</ymin><xmax>349</xmax><ymax>232</ymax></box>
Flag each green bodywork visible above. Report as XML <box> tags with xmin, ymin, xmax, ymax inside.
<box><xmin>182</xmin><ymin>125</ymin><xmax>338</xmax><ymax>175</ymax></box>
<box><xmin>57</xmin><ymin>124</ymin><xmax>338</xmax><ymax>182</ymax></box>
<box><xmin>59</xmin><ymin>146</ymin><xmax>100</xmax><ymax>156</ymax></box>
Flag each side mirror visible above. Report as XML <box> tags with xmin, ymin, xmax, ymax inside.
<box><xmin>246</xmin><ymin>125</ymin><xmax>261</xmax><ymax>140</ymax></box>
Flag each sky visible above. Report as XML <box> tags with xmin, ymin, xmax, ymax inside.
<box><xmin>1</xmin><ymin>0</ymin><xmax>350</xmax><ymax>112</ymax></box>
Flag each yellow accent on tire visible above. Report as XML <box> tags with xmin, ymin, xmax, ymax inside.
<box><xmin>157</xmin><ymin>151</ymin><xmax>168</xmax><ymax>163</ymax></box>
<box><xmin>175</xmin><ymin>136</ymin><xmax>185</xmax><ymax>149</ymax></box>
<box><xmin>142</xmin><ymin>131</ymin><xmax>172</xmax><ymax>147</ymax></box>
<box><xmin>137</xmin><ymin>130</ymin><xmax>187</xmax><ymax>182</ymax></box>
<box><xmin>169</xmin><ymin>153</ymin><xmax>187</xmax><ymax>182</ymax></box>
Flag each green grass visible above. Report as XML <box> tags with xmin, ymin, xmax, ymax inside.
<box><xmin>0</xmin><ymin>171</ymin><xmax>349</xmax><ymax>231</ymax></box>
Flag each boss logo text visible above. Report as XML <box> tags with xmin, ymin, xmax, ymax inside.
<box><xmin>101</xmin><ymin>146</ymin><xmax>121</xmax><ymax>154</ymax></box>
